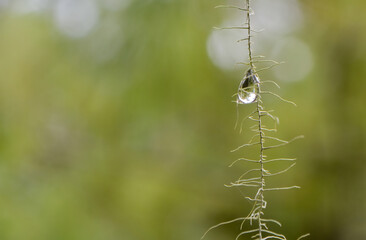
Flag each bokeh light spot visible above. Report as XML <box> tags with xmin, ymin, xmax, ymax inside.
<box><xmin>54</xmin><ymin>0</ymin><xmax>99</xmax><ymax>39</ymax></box>
<box><xmin>271</xmin><ymin>37</ymin><xmax>314</xmax><ymax>82</ymax></box>
<box><xmin>252</xmin><ymin>0</ymin><xmax>304</xmax><ymax>35</ymax></box>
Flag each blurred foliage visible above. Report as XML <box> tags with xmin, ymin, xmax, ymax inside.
<box><xmin>0</xmin><ymin>0</ymin><xmax>365</xmax><ymax>240</ymax></box>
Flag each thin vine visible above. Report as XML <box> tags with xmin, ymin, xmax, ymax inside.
<box><xmin>202</xmin><ymin>1</ymin><xmax>310</xmax><ymax>239</ymax></box>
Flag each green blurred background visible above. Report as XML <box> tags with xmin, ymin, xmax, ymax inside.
<box><xmin>0</xmin><ymin>0</ymin><xmax>365</xmax><ymax>239</ymax></box>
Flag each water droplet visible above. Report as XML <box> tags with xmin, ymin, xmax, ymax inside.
<box><xmin>237</xmin><ymin>69</ymin><xmax>259</xmax><ymax>104</ymax></box>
